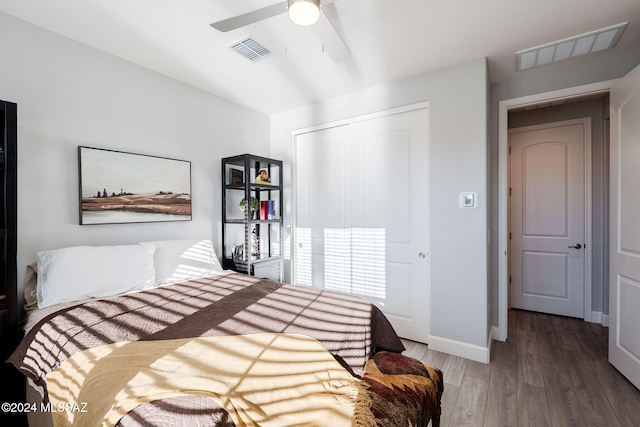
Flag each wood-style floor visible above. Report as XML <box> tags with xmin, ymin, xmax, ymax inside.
<box><xmin>402</xmin><ymin>309</ymin><xmax>640</xmax><ymax>427</ymax></box>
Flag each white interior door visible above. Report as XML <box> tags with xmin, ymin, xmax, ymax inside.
<box><xmin>609</xmin><ymin>65</ymin><xmax>640</xmax><ymax>390</ymax></box>
<box><xmin>294</xmin><ymin>107</ymin><xmax>430</xmax><ymax>343</ymax></box>
<box><xmin>509</xmin><ymin>119</ymin><xmax>588</xmax><ymax>318</ymax></box>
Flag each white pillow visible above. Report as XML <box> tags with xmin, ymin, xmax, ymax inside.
<box><xmin>36</xmin><ymin>244</ymin><xmax>156</xmax><ymax>309</ymax></box>
<box><xmin>142</xmin><ymin>239</ymin><xmax>223</xmax><ymax>284</ymax></box>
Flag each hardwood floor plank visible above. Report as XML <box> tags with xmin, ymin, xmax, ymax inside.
<box><xmin>449</xmin><ymin>376</ymin><xmax>489</xmax><ymax>426</ymax></box>
<box><xmin>422</xmin><ymin>348</ymin><xmax>449</xmax><ymax>370</ymax></box>
<box><xmin>465</xmin><ymin>359</ymin><xmax>491</xmax><ymax>383</ymax></box>
<box><xmin>401</xmin><ymin>339</ymin><xmax>428</xmax><ymax>360</ymax></box>
<box><xmin>586</xmin><ymin>320</ymin><xmax>608</xmax><ymax>342</ymax></box>
<box><xmin>533</xmin><ymin>328</ymin><xmax>564</xmax><ymax>363</ymax></box>
<box><xmin>517</xmin><ymin>350</ymin><xmax>545</xmax><ymax>388</ymax></box>
<box><xmin>571</xmin><ymin>319</ymin><xmax>608</xmax><ymax>361</ymax></box>
<box><xmin>539</xmin><ymin>353</ymin><xmax>586</xmax><ymax>427</ymax></box>
<box><xmin>434</xmin><ymin>383</ymin><xmax>459</xmax><ymax>427</ymax></box>
<box><xmin>441</xmin><ymin>354</ymin><xmax>468</xmax><ymax>388</ymax></box>
<box><xmin>550</xmin><ymin>315</ymin><xmax>582</xmax><ymax>351</ymax></box>
<box><xmin>586</xmin><ymin>356</ymin><xmax>640</xmax><ymax>427</ymax></box>
<box><xmin>492</xmin><ymin>340</ymin><xmax>517</xmax><ymax>373</ymax></box>
<box><xmin>483</xmin><ymin>365</ymin><xmax>518</xmax><ymax>426</ymax></box>
<box><xmin>569</xmin><ymin>316</ymin><xmax>640</xmax><ymax>425</ymax></box>
<box><xmin>516</xmin><ymin>310</ymin><xmax>535</xmax><ymax>332</ymax></box>
<box><xmin>532</xmin><ymin>312</ymin><xmax>556</xmax><ymax>335</ymax></box>
<box><xmin>562</xmin><ymin>348</ymin><xmax>622</xmax><ymax>427</ymax></box>
<box><xmin>517</xmin><ymin>382</ymin><xmax>552</xmax><ymax>427</ymax></box>
<box><xmin>516</xmin><ymin>329</ymin><xmax>539</xmax><ymax>355</ymax></box>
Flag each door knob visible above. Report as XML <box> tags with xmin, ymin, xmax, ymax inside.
<box><xmin>568</xmin><ymin>243</ymin><xmax>582</xmax><ymax>249</ymax></box>
<box><xmin>418</xmin><ymin>252</ymin><xmax>426</xmax><ymax>259</ymax></box>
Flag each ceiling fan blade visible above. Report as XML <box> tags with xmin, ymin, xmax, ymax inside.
<box><xmin>210</xmin><ymin>2</ymin><xmax>288</xmax><ymax>32</ymax></box>
<box><xmin>313</xmin><ymin>9</ymin><xmax>350</xmax><ymax>62</ymax></box>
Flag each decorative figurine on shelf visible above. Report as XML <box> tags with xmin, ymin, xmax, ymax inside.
<box><xmin>251</xmin><ymin>228</ymin><xmax>259</xmax><ymax>256</ymax></box>
<box><xmin>255</xmin><ymin>169</ymin><xmax>271</xmax><ymax>185</ymax></box>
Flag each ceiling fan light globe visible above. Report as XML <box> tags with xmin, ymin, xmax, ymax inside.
<box><xmin>288</xmin><ymin>0</ymin><xmax>320</xmax><ymax>26</ymax></box>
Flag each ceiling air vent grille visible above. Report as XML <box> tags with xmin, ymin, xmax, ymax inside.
<box><xmin>228</xmin><ymin>36</ymin><xmax>272</xmax><ymax>63</ymax></box>
<box><xmin>516</xmin><ymin>22</ymin><xmax>627</xmax><ymax>71</ymax></box>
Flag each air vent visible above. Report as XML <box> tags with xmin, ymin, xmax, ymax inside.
<box><xmin>516</xmin><ymin>22</ymin><xmax>627</xmax><ymax>71</ymax></box>
<box><xmin>228</xmin><ymin>36</ymin><xmax>272</xmax><ymax>63</ymax></box>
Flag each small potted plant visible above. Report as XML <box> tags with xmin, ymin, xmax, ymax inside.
<box><xmin>239</xmin><ymin>196</ymin><xmax>259</xmax><ymax>218</ymax></box>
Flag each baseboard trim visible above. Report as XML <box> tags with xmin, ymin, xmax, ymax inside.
<box><xmin>428</xmin><ymin>334</ymin><xmax>490</xmax><ymax>364</ymax></box>
<box><xmin>591</xmin><ymin>311</ymin><xmax>610</xmax><ymax>327</ymax></box>
<box><xmin>491</xmin><ymin>326</ymin><xmax>502</xmax><ymax>342</ymax></box>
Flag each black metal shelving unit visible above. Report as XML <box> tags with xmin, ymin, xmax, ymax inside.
<box><xmin>221</xmin><ymin>154</ymin><xmax>283</xmax><ymax>281</ymax></box>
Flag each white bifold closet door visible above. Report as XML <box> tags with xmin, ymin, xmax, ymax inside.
<box><xmin>294</xmin><ymin>107</ymin><xmax>430</xmax><ymax>343</ymax></box>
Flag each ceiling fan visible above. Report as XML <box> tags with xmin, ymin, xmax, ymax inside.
<box><xmin>210</xmin><ymin>0</ymin><xmax>350</xmax><ymax>62</ymax></box>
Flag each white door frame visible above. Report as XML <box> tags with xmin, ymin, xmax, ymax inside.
<box><xmin>497</xmin><ymin>81</ymin><xmax>615</xmax><ymax>341</ymax></box>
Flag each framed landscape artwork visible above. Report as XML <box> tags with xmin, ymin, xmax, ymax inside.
<box><xmin>78</xmin><ymin>146</ymin><xmax>192</xmax><ymax>225</ymax></box>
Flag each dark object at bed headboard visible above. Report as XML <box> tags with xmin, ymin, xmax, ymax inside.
<box><xmin>0</xmin><ymin>99</ymin><xmax>18</xmax><ymax>359</ymax></box>
<box><xmin>0</xmin><ymin>100</ymin><xmax>24</xmax><ymax>426</ymax></box>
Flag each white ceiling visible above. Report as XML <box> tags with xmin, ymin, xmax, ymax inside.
<box><xmin>1</xmin><ymin>0</ymin><xmax>639</xmax><ymax>115</ymax></box>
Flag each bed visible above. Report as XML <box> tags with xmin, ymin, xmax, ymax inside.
<box><xmin>7</xmin><ymin>239</ymin><xmax>443</xmax><ymax>427</ymax></box>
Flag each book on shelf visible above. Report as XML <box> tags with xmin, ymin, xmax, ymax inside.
<box><xmin>260</xmin><ymin>200</ymin><xmax>276</xmax><ymax>220</ymax></box>
<box><xmin>268</xmin><ymin>200</ymin><xmax>275</xmax><ymax>220</ymax></box>
<box><xmin>260</xmin><ymin>201</ymin><xmax>268</xmax><ymax>220</ymax></box>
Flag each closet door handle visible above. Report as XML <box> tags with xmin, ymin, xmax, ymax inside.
<box><xmin>568</xmin><ymin>244</ymin><xmax>582</xmax><ymax>249</ymax></box>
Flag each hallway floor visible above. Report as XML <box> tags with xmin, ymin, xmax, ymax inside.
<box><xmin>402</xmin><ymin>309</ymin><xmax>640</xmax><ymax>426</ymax></box>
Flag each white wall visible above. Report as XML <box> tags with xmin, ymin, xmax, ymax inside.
<box><xmin>271</xmin><ymin>58</ymin><xmax>491</xmax><ymax>361</ymax></box>
<box><xmin>0</xmin><ymin>12</ymin><xmax>271</xmax><ymax>309</ymax></box>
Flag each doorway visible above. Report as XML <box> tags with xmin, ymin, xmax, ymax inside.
<box><xmin>508</xmin><ymin>118</ymin><xmax>591</xmax><ymax>318</ymax></box>
<box><xmin>497</xmin><ymin>81</ymin><xmax>614</xmax><ymax>341</ymax></box>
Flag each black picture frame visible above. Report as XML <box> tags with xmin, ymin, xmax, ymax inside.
<box><xmin>229</xmin><ymin>168</ymin><xmax>244</xmax><ymax>184</ymax></box>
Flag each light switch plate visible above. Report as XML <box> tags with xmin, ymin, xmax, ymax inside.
<box><xmin>459</xmin><ymin>192</ymin><xmax>477</xmax><ymax>208</ymax></box>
